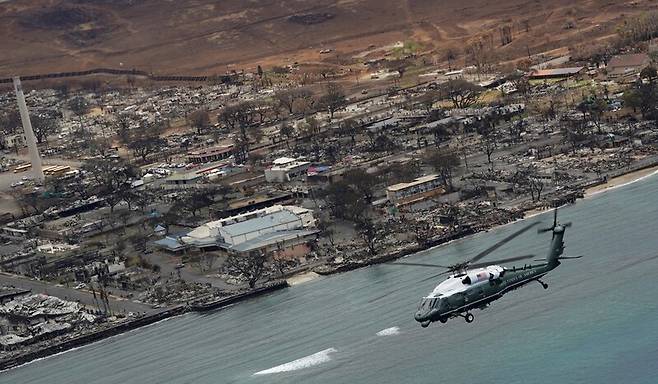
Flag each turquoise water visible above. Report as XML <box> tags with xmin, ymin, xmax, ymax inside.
<box><xmin>4</xmin><ymin>173</ymin><xmax>658</xmax><ymax>384</ymax></box>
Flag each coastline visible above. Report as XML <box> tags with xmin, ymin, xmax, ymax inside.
<box><xmin>314</xmin><ymin>163</ymin><xmax>658</xmax><ymax>277</ymax></box>
<box><xmin>584</xmin><ymin>165</ymin><xmax>658</xmax><ymax>197</ymax></box>
<box><xmin>3</xmin><ymin>163</ymin><xmax>657</xmax><ymax>372</ymax></box>
<box><xmin>0</xmin><ymin>281</ymin><xmax>288</xmax><ymax>372</ymax></box>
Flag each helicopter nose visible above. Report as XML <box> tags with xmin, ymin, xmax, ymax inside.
<box><xmin>414</xmin><ymin>310</ymin><xmax>426</xmax><ymax>322</ymax></box>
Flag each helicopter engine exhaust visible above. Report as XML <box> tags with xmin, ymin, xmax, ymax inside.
<box><xmin>462</xmin><ymin>266</ymin><xmax>504</xmax><ymax>285</ymax></box>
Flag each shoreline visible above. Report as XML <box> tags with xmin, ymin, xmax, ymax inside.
<box><xmin>313</xmin><ymin>163</ymin><xmax>658</xmax><ymax>277</ymax></box>
<box><xmin>3</xmin><ymin>163</ymin><xmax>658</xmax><ymax>372</ymax></box>
<box><xmin>0</xmin><ymin>282</ymin><xmax>288</xmax><ymax>372</ymax></box>
<box><xmin>584</xmin><ymin>165</ymin><xmax>658</xmax><ymax>197</ymax></box>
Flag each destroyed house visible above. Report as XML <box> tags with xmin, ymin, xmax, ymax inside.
<box><xmin>187</xmin><ymin>145</ymin><xmax>234</xmax><ymax>164</ymax></box>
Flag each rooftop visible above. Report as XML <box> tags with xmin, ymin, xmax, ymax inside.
<box><xmin>529</xmin><ymin>67</ymin><xmax>584</xmax><ymax>78</ymax></box>
<box><xmin>387</xmin><ymin>174</ymin><xmax>440</xmax><ymax>192</ymax></box>
<box><xmin>153</xmin><ymin>236</ymin><xmax>187</xmax><ymax>251</ymax></box>
<box><xmin>230</xmin><ymin>229</ymin><xmax>319</xmax><ymax>252</ymax></box>
<box><xmin>608</xmin><ymin>53</ymin><xmax>650</xmax><ymax>68</ymax></box>
<box><xmin>221</xmin><ymin>210</ymin><xmax>301</xmax><ymax>238</ymax></box>
<box><xmin>272</xmin><ymin>157</ymin><xmax>298</xmax><ymax>165</ymax></box>
<box><xmin>269</xmin><ymin>159</ymin><xmax>311</xmax><ymax>171</ymax></box>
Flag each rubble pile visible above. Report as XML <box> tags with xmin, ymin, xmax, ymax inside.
<box><xmin>0</xmin><ymin>294</ymin><xmax>97</xmax><ymax>352</ymax></box>
<box><xmin>138</xmin><ymin>279</ymin><xmax>222</xmax><ymax>305</ymax></box>
<box><xmin>0</xmin><ymin>294</ymin><xmax>81</xmax><ymax>317</ymax></box>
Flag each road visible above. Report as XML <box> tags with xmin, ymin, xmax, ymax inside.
<box><xmin>0</xmin><ymin>272</ymin><xmax>155</xmax><ymax>314</ymax></box>
<box><xmin>6</xmin><ymin>173</ymin><xmax>658</xmax><ymax>383</ymax></box>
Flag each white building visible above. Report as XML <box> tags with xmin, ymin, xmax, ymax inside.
<box><xmin>264</xmin><ymin>157</ymin><xmax>311</xmax><ymax>183</ymax></box>
<box><xmin>158</xmin><ymin>205</ymin><xmax>317</xmax><ymax>256</ymax></box>
<box><xmin>386</xmin><ymin>174</ymin><xmax>444</xmax><ymax>204</ymax></box>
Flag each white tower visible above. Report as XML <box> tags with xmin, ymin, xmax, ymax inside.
<box><xmin>13</xmin><ymin>77</ymin><xmax>44</xmax><ymax>184</ymax></box>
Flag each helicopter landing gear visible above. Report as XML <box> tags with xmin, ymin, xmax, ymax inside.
<box><xmin>421</xmin><ymin>320</ymin><xmax>431</xmax><ymax>328</ymax></box>
<box><xmin>537</xmin><ymin>279</ymin><xmax>549</xmax><ymax>290</ymax></box>
<box><xmin>439</xmin><ymin>317</ymin><xmax>448</xmax><ymax>324</ymax></box>
<box><xmin>463</xmin><ymin>313</ymin><xmax>474</xmax><ymax>323</ymax></box>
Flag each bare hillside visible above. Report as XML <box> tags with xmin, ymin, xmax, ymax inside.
<box><xmin>0</xmin><ymin>0</ymin><xmax>654</xmax><ymax>76</ymax></box>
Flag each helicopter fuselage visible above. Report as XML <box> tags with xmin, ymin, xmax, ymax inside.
<box><xmin>414</xmin><ymin>221</ymin><xmax>568</xmax><ymax>327</ymax></box>
<box><xmin>414</xmin><ymin>262</ymin><xmax>555</xmax><ymax>326</ymax></box>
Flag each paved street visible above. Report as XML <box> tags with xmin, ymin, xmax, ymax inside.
<box><xmin>0</xmin><ymin>272</ymin><xmax>156</xmax><ymax>314</ymax></box>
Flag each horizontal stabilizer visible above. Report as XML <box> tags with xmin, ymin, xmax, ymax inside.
<box><xmin>534</xmin><ymin>255</ymin><xmax>583</xmax><ymax>262</ymax></box>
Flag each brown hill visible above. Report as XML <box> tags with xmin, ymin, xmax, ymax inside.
<box><xmin>0</xmin><ymin>0</ymin><xmax>654</xmax><ymax>77</ymax></box>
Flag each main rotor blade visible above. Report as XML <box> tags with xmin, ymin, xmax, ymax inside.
<box><xmin>387</xmin><ymin>262</ymin><xmax>451</xmax><ymax>269</ymax></box>
<box><xmin>468</xmin><ymin>222</ymin><xmax>540</xmax><ymax>264</ymax></box>
<box><xmin>468</xmin><ymin>254</ymin><xmax>535</xmax><ymax>270</ymax></box>
<box><xmin>419</xmin><ymin>270</ymin><xmax>453</xmax><ymax>283</ymax></box>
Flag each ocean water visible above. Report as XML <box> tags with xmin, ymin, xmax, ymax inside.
<box><xmin>4</xmin><ymin>173</ymin><xmax>658</xmax><ymax>384</ymax></box>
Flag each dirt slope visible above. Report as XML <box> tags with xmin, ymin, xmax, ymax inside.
<box><xmin>0</xmin><ymin>0</ymin><xmax>654</xmax><ymax>76</ymax></box>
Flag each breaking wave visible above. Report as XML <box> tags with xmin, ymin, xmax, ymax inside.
<box><xmin>253</xmin><ymin>348</ymin><xmax>337</xmax><ymax>375</ymax></box>
<box><xmin>376</xmin><ymin>327</ymin><xmax>400</xmax><ymax>336</ymax></box>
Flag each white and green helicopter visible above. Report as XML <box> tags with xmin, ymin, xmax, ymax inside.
<box><xmin>393</xmin><ymin>209</ymin><xmax>580</xmax><ymax>327</ymax></box>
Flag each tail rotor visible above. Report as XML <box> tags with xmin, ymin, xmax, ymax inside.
<box><xmin>538</xmin><ymin>207</ymin><xmax>571</xmax><ymax>237</ymax></box>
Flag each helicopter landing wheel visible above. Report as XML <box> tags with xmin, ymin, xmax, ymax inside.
<box><xmin>439</xmin><ymin>317</ymin><xmax>448</xmax><ymax>324</ymax></box>
<box><xmin>464</xmin><ymin>313</ymin><xmax>474</xmax><ymax>323</ymax></box>
<box><xmin>421</xmin><ymin>321</ymin><xmax>431</xmax><ymax>328</ymax></box>
<box><xmin>537</xmin><ymin>279</ymin><xmax>549</xmax><ymax>290</ymax></box>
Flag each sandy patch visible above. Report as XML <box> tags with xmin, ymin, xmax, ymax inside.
<box><xmin>286</xmin><ymin>271</ymin><xmax>320</xmax><ymax>286</ymax></box>
<box><xmin>585</xmin><ymin>165</ymin><xmax>658</xmax><ymax>197</ymax></box>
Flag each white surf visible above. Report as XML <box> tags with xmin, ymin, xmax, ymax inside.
<box><xmin>253</xmin><ymin>348</ymin><xmax>337</xmax><ymax>375</ymax></box>
<box><xmin>376</xmin><ymin>326</ymin><xmax>400</xmax><ymax>336</ymax></box>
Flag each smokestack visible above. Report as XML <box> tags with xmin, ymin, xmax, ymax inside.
<box><xmin>13</xmin><ymin>77</ymin><xmax>44</xmax><ymax>184</ymax></box>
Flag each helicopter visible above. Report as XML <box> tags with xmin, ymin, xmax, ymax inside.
<box><xmin>392</xmin><ymin>209</ymin><xmax>580</xmax><ymax>327</ymax></box>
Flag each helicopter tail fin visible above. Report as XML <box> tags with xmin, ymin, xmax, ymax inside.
<box><xmin>546</xmin><ymin>226</ymin><xmax>566</xmax><ymax>268</ymax></box>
